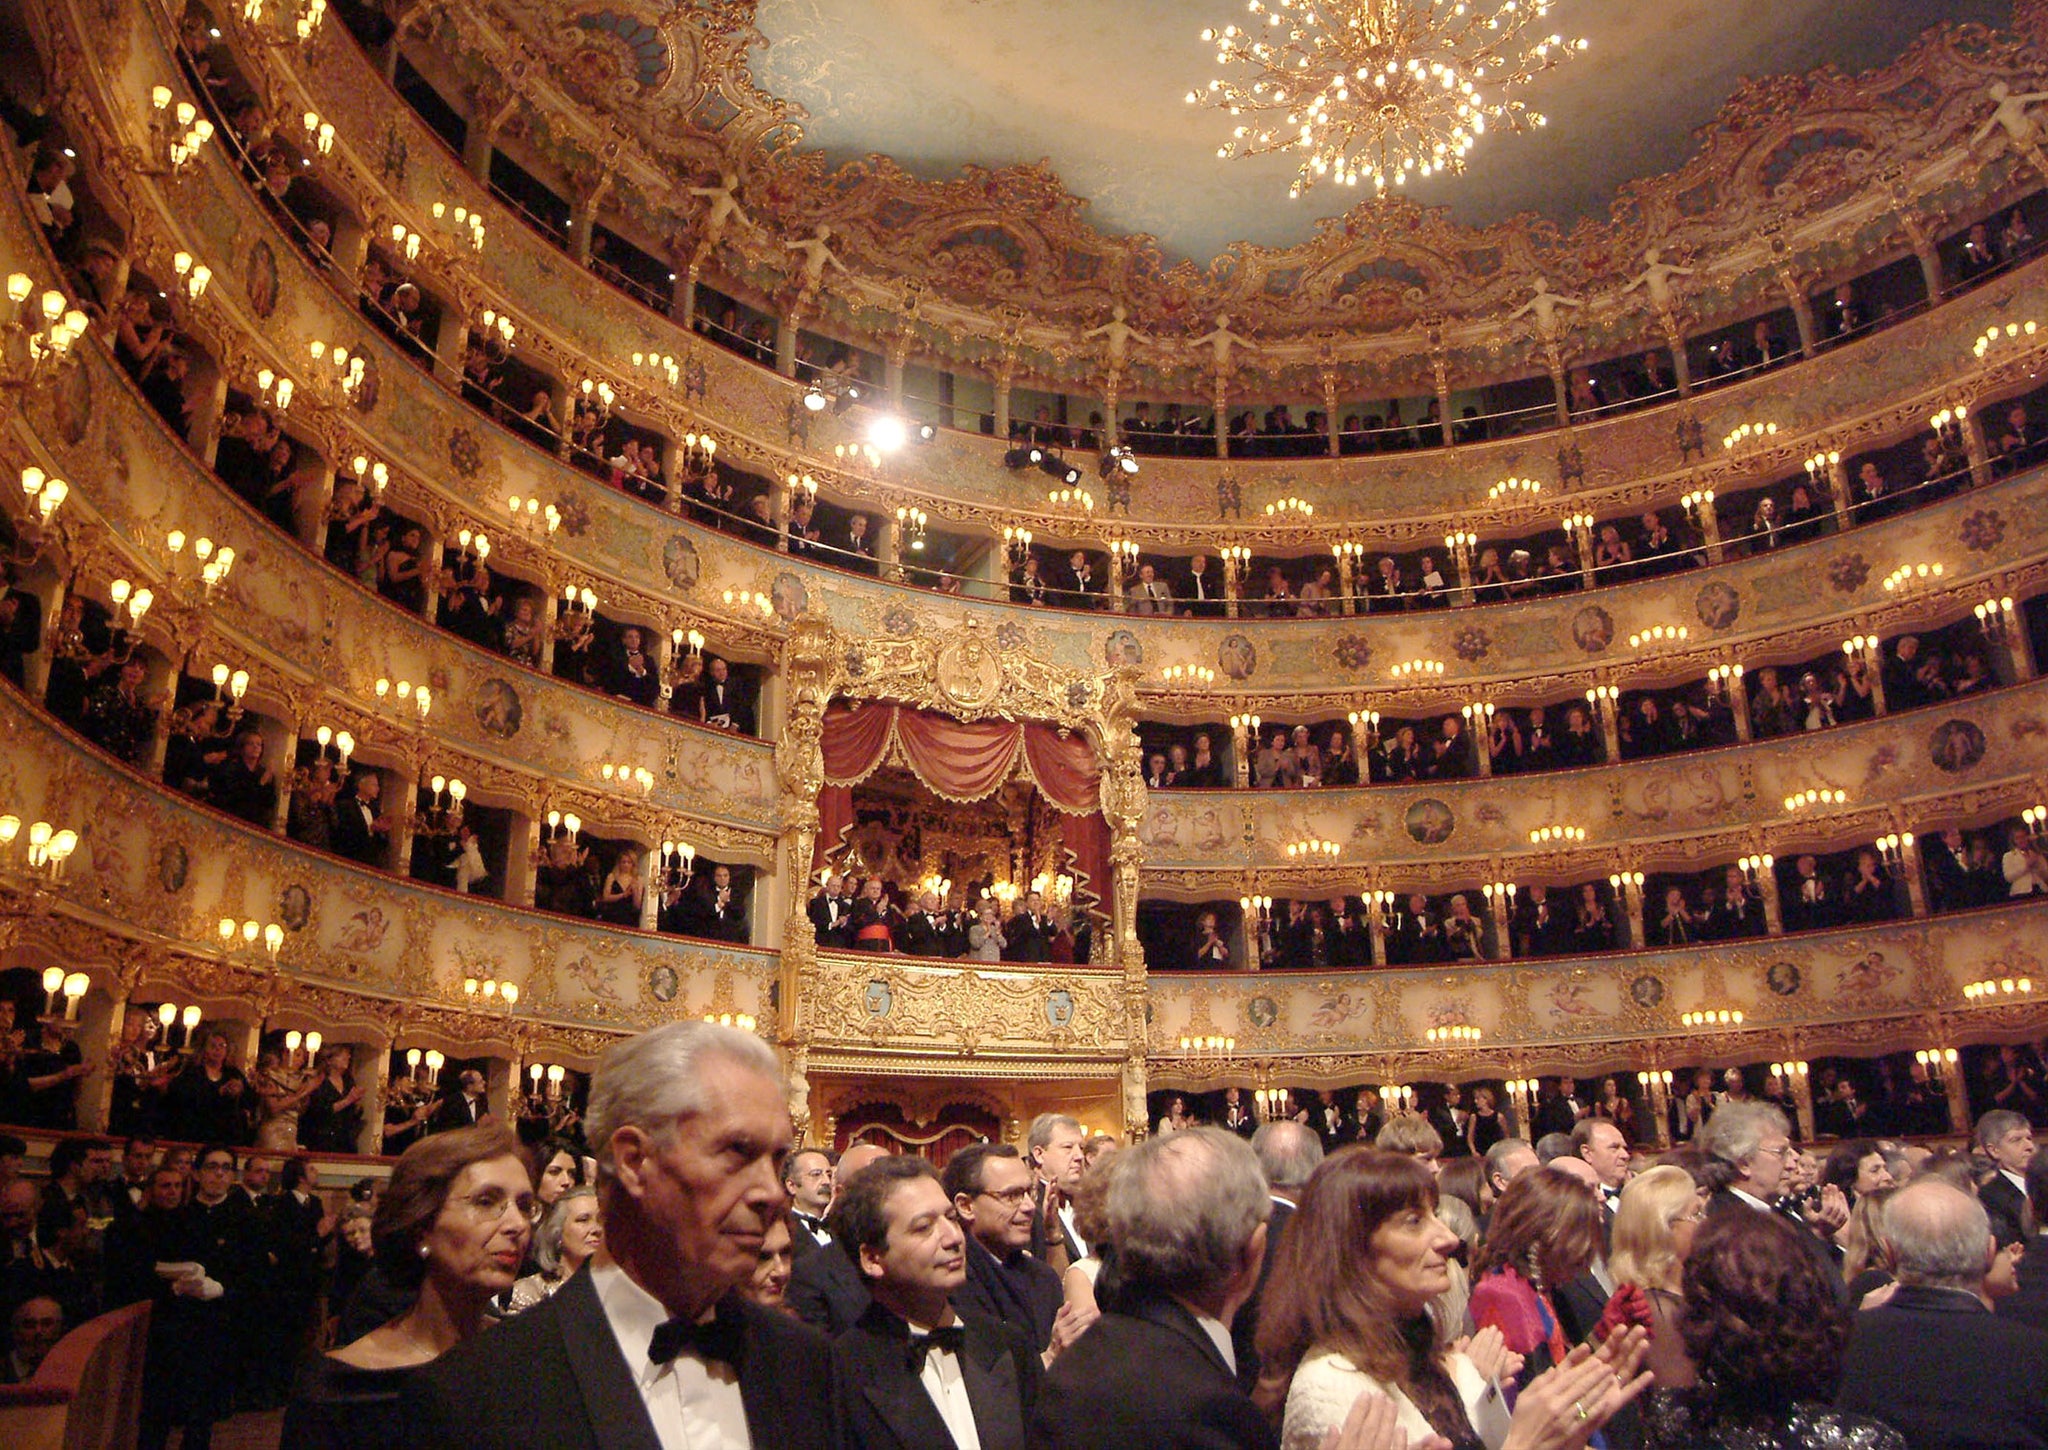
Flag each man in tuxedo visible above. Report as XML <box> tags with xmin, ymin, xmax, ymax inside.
<box><xmin>696</xmin><ymin>656</ymin><xmax>754</xmax><ymax>734</ymax></box>
<box><xmin>1003</xmin><ymin>892</ymin><xmax>1052</xmax><ymax>964</ymax></box>
<box><xmin>1325</xmin><ymin>898</ymin><xmax>1369</xmax><ymax>968</ymax></box>
<box><xmin>1128</xmin><ymin>563</ymin><xmax>1174</xmax><ymax>617</ymax></box>
<box><xmin>809</xmin><ymin>874</ymin><xmax>854</xmax><ymax>949</ymax></box>
<box><xmin>783</xmin><ymin>1148</ymin><xmax>836</xmax><ymax>1259</ymax></box>
<box><xmin>1572</xmin><ymin>1118</ymin><xmax>1630</xmax><ymax>1221</ymax></box>
<box><xmin>698</xmin><ymin>865</ymin><xmax>749</xmax><ymax>944</ymax></box>
<box><xmin>942</xmin><ymin>1144</ymin><xmax>1078</xmax><ymax>1358</ymax></box>
<box><xmin>1976</xmin><ymin>1109</ymin><xmax>2036</xmax><ymax>1245</ymax></box>
<box><xmin>788</xmin><ymin>1141</ymin><xmax>891</xmax><ymax>1335</ymax></box>
<box><xmin>331</xmin><ymin>770</ymin><xmax>390</xmax><ymax>866</ymax></box>
<box><xmin>1219</xmin><ymin>1086</ymin><xmax>1256</xmax><ymax>1138</ymax></box>
<box><xmin>831</xmin><ymin>1157</ymin><xmax>1040</xmax><ymax>1450</ymax></box>
<box><xmin>1027</xmin><ymin>1114</ymin><xmax>1088</xmax><ymax>1274</ymax></box>
<box><xmin>896</xmin><ymin>891</ymin><xmax>947</xmax><ymax>958</ymax></box>
<box><xmin>430</xmin><ymin>1069</ymin><xmax>491</xmax><ymax>1133</ymax></box>
<box><xmin>402</xmin><ymin>1022</ymin><xmax>835</xmax><ymax>1448</ymax></box>
<box><xmin>1064</xmin><ymin>550</ymin><xmax>1102</xmax><ymax>611</ymax></box>
<box><xmin>1233</xmin><ymin>1121</ymin><xmax>1322</xmax><ymax>1390</ymax></box>
<box><xmin>1181</xmin><ymin>554</ymin><xmax>1223</xmax><ymax>618</ymax></box>
<box><xmin>1838</xmin><ymin>1180</ymin><xmax>2048</xmax><ymax>1448</ymax></box>
<box><xmin>2001</xmin><ymin>1148</ymin><xmax>2048</xmax><ymax>1337</ymax></box>
<box><xmin>1535</xmin><ymin>1075</ymin><xmax>1589</xmax><ymax>1139</ymax></box>
<box><xmin>1700</xmin><ymin>1101</ymin><xmax>1847</xmax><ymax>1305</ymax></box>
<box><xmin>1030</xmin><ymin>1128</ymin><xmax>1277</xmax><ymax>1448</ymax></box>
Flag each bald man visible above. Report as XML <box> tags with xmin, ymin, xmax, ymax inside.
<box><xmin>786</xmin><ymin>1141</ymin><xmax>892</xmax><ymax>1334</ymax></box>
<box><xmin>1838</xmin><ymin>1180</ymin><xmax>2048</xmax><ymax>1448</ymax></box>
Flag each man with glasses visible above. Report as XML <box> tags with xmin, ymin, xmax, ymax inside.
<box><xmin>789</xmin><ymin>1141</ymin><xmax>892</xmax><ymax>1335</ymax></box>
<box><xmin>943</xmin><ymin>1143</ymin><xmax>1091</xmax><ymax>1363</ymax></box>
<box><xmin>1701</xmin><ymin>1101</ymin><xmax>1847</xmax><ymax>1302</ymax></box>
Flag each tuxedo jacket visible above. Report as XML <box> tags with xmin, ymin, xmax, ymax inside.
<box><xmin>790</xmin><ymin>1236</ymin><xmax>872</xmax><ymax>1337</ymax></box>
<box><xmin>1707</xmin><ymin>1190</ymin><xmax>1847</xmax><ymax>1305</ymax></box>
<box><xmin>1231</xmin><ymin>1196</ymin><xmax>1292</xmax><ymax>1391</ymax></box>
<box><xmin>1982</xmin><ymin>1172</ymin><xmax>2030</xmax><ymax>1246</ymax></box>
<box><xmin>401</xmin><ymin>1266</ymin><xmax>837</xmax><ymax>1450</ymax></box>
<box><xmin>809</xmin><ymin>893</ymin><xmax>854</xmax><ymax>948</ymax></box>
<box><xmin>331</xmin><ymin>790</ymin><xmax>385</xmax><ymax>864</ymax></box>
<box><xmin>832</xmin><ymin>1301</ymin><xmax>1039</xmax><ymax>1450</ymax></box>
<box><xmin>789</xmin><ymin>1211</ymin><xmax>832</xmax><ymax>1261</ymax></box>
<box><xmin>1031</xmin><ymin>1292</ymin><xmax>1276</xmax><ymax>1450</ymax></box>
<box><xmin>1838</xmin><ymin>1284</ymin><xmax>2048</xmax><ymax>1450</ymax></box>
<box><xmin>956</xmin><ymin>1233</ymin><xmax>1061</xmax><ymax>1352</ymax></box>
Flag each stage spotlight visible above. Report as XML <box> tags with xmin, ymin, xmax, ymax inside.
<box><xmin>915</xmin><ymin>423</ymin><xmax>937</xmax><ymax>443</ymax></box>
<box><xmin>802</xmin><ymin>383</ymin><xmax>827</xmax><ymax>412</ymax></box>
<box><xmin>868</xmin><ymin>415</ymin><xmax>909</xmax><ymax>452</ymax></box>
<box><xmin>1099</xmin><ymin>444</ymin><xmax>1139</xmax><ymax>480</ymax></box>
<box><xmin>1038</xmin><ymin>454</ymin><xmax>1080</xmax><ymax>485</ymax></box>
<box><xmin>1003</xmin><ymin>446</ymin><xmax>1036</xmax><ymax>470</ymax></box>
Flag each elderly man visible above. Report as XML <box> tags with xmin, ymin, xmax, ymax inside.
<box><xmin>1</xmin><ymin>1294</ymin><xmax>62</xmax><ymax>1384</ymax></box>
<box><xmin>1027</xmin><ymin>1113</ymin><xmax>1089</xmax><ymax>1272</ymax></box>
<box><xmin>401</xmin><ymin>1022</ymin><xmax>833</xmax><ymax>1448</ymax></box>
<box><xmin>1573</xmin><ymin>1118</ymin><xmax>1631</xmax><ymax>1218</ymax></box>
<box><xmin>783</xmin><ymin>1147</ymin><xmax>836</xmax><ymax>1257</ymax></box>
<box><xmin>1701</xmin><ymin>1101</ymin><xmax>1846</xmax><ymax>1302</ymax></box>
<box><xmin>788</xmin><ymin>1140</ymin><xmax>891</xmax><ymax>1335</ymax></box>
<box><xmin>1838</xmin><ymin>1180</ymin><xmax>2048</xmax><ymax>1448</ymax></box>
<box><xmin>1975</xmin><ymin>1109</ymin><xmax>2036</xmax><ymax>1245</ymax></box>
<box><xmin>1483</xmin><ymin>1137</ymin><xmax>1540</xmax><ymax>1216</ymax></box>
<box><xmin>831</xmin><ymin>1156</ymin><xmax>1040</xmax><ymax>1450</ymax></box>
<box><xmin>1232</xmin><ymin>1120</ymin><xmax>1324</xmax><ymax>1389</ymax></box>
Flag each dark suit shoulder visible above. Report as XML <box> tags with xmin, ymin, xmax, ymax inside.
<box><xmin>1033</xmin><ymin>1301</ymin><xmax>1273</xmax><ymax>1450</ymax></box>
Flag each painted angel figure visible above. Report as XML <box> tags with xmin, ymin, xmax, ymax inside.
<box><xmin>1622</xmin><ymin>247</ymin><xmax>1695</xmax><ymax>313</ymax></box>
<box><xmin>1190</xmin><ymin>313</ymin><xmax>1261</xmax><ymax>372</ymax></box>
<box><xmin>1510</xmin><ymin>277</ymin><xmax>1584</xmax><ymax>337</ymax></box>
<box><xmin>1082</xmin><ymin>303</ymin><xmax>1153</xmax><ymax>367</ymax></box>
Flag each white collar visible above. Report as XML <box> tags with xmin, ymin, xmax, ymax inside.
<box><xmin>2003</xmin><ymin>1167</ymin><xmax>2029</xmax><ymax>1193</ymax></box>
<box><xmin>591</xmin><ymin>1256</ymin><xmax>685</xmax><ymax>1367</ymax></box>
<box><xmin>1729</xmin><ymin>1187</ymin><xmax>1773</xmax><ymax>1213</ymax></box>
<box><xmin>1185</xmin><ymin>1306</ymin><xmax>1236</xmax><ymax>1376</ymax></box>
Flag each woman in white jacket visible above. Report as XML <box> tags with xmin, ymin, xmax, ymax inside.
<box><xmin>1253</xmin><ymin>1148</ymin><xmax>1651</xmax><ymax>1450</ymax></box>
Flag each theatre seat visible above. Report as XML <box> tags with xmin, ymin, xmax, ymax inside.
<box><xmin>0</xmin><ymin>1301</ymin><xmax>152</xmax><ymax>1450</ymax></box>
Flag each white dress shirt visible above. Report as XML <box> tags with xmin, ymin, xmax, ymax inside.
<box><xmin>1190</xmin><ymin>1307</ymin><xmax>1237</xmax><ymax>1377</ymax></box>
<box><xmin>1057</xmin><ymin>1201</ymin><xmax>1090</xmax><ymax>1260</ymax></box>
<box><xmin>591</xmin><ymin>1258</ymin><xmax>751</xmax><ymax>1449</ymax></box>
<box><xmin>908</xmin><ymin>1319</ymin><xmax>982</xmax><ymax>1450</ymax></box>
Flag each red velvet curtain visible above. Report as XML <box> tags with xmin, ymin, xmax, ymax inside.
<box><xmin>810</xmin><ymin>702</ymin><xmax>1111</xmax><ymax>909</ymax></box>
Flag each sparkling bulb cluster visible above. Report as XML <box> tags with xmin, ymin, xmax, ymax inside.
<box><xmin>1188</xmin><ymin>0</ymin><xmax>1587</xmax><ymax>197</ymax></box>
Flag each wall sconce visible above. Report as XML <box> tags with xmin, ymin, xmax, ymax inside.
<box><xmin>297</xmin><ymin>109</ymin><xmax>336</xmax><ymax>156</ymax></box>
<box><xmin>1001</xmin><ymin>525</ymin><xmax>1034</xmax><ymax>570</ymax></box>
<box><xmin>1160</xmin><ymin>664</ymin><xmax>1217</xmax><ymax>687</ymax></box>
<box><xmin>1706</xmin><ymin>663</ymin><xmax>1744</xmax><ymax>701</ymax></box>
<box><xmin>1489</xmin><ymin>477</ymin><xmax>1541</xmax><ymax>501</ymax></box>
<box><xmin>1461</xmin><ymin>700</ymin><xmax>1495</xmax><ymax>729</ymax></box>
<box><xmin>1561</xmin><ymin>512</ymin><xmax>1595</xmax><ymax>553</ymax></box>
<box><xmin>1263</xmin><ymin>497</ymin><xmax>1313</xmax><ymax>520</ymax></box>
<box><xmin>156</xmin><ymin>1000</ymin><xmax>205</xmax><ymax>1049</ymax></box>
<box><xmin>1254</xmin><ymin>1087</ymin><xmax>1289</xmax><ymax>1121</ymax></box>
<box><xmin>598</xmin><ymin>761</ymin><xmax>655</xmax><ymax>797</ymax></box>
<box><xmin>426</xmin><ymin>774</ymin><xmax>467</xmax><ymax>813</ymax></box>
<box><xmin>304</xmin><ymin>339</ymin><xmax>363</xmax><ymax>404</ymax></box>
<box><xmin>835</xmin><ymin>441</ymin><xmax>883</xmax><ymax>474</ymax></box>
<box><xmin>544</xmin><ymin>811</ymin><xmax>583</xmax><ymax>844</ymax></box>
<box><xmin>452</xmin><ymin>529</ymin><xmax>491</xmax><ymax>564</ymax></box>
<box><xmin>631</xmin><ymin>350</ymin><xmax>680</xmax><ymax>387</ymax></box>
<box><xmin>1380</xmin><ymin>1084</ymin><xmax>1417</xmax><ymax>1113</ymax></box>
<box><xmin>1678</xmin><ymin>489</ymin><xmax>1714</xmax><ymax>525</ymax></box>
<box><xmin>1881</xmin><ymin>562</ymin><xmax>1944</xmax><ymax>595</ymax></box>
<box><xmin>505</xmin><ymin>494</ymin><xmax>562</xmax><ymax>538</ymax></box>
<box><xmin>1963</xmin><ymin>977</ymin><xmax>2034</xmax><ymax>1002</ymax></box>
<box><xmin>1721</xmin><ymin>420</ymin><xmax>1779</xmax><ymax>452</ymax></box>
<box><xmin>720</xmin><ymin>587</ymin><xmax>774</xmax><ymax>619</ymax></box>
<box><xmin>578</xmin><ymin>377</ymin><xmax>618</xmax><ymax>415</ymax></box>
<box><xmin>428</xmin><ymin>199</ymin><xmax>485</xmax><ymax>250</ymax></box>
<box><xmin>388</xmin><ymin>223</ymin><xmax>423</xmax><ymax>263</ymax></box>
<box><xmin>1109</xmin><ymin>539</ymin><xmax>1141</xmax><ymax>570</ymax></box>
<box><xmin>1974</xmin><ymin>596</ymin><xmax>2017</xmax><ymax>639</ymax></box>
<box><xmin>1228</xmin><ymin>711</ymin><xmax>1262</xmax><ymax>736</ymax></box>
<box><xmin>1219</xmin><ymin>545</ymin><xmax>1252</xmax><ymax>580</ymax></box>
<box><xmin>310</xmin><ymin>725</ymin><xmax>355</xmax><ymax>767</ymax></box>
<box><xmin>421</xmin><ymin>1048</ymin><xmax>446</xmax><ymax>1086</ymax></box>
<box><xmin>1363</xmin><ymin>889</ymin><xmax>1395</xmax><ymax>928</ymax></box>
<box><xmin>2022</xmin><ymin>804</ymin><xmax>2048</xmax><ymax>845</ymax></box>
<box><xmin>463</xmin><ymin>975</ymin><xmax>521</xmax><ymax>1010</ymax></box>
<box><xmin>671</xmin><ymin>627</ymin><xmax>706</xmax><ymax>661</ymax></box>
<box><xmin>1048</xmin><ymin>484</ymin><xmax>1095</xmax><ymax>514</ymax></box>
<box><xmin>1444</xmin><ymin>530</ymin><xmax>1477</xmax><ymax>570</ymax></box>
<box><xmin>252</xmin><ymin>366</ymin><xmax>295</xmax><ymax>413</ymax></box>
<box><xmin>19</xmin><ymin>467</ymin><xmax>68</xmax><ymax>525</ymax></box>
<box><xmin>36</xmin><ymin>967</ymin><xmax>87</xmax><ymax>1022</ymax></box>
<box><xmin>479</xmin><ymin>308</ymin><xmax>515</xmax><ymax>347</ymax></box>
<box><xmin>373</xmin><ymin>676</ymin><xmax>433</xmax><ymax>721</ymax></box>
<box><xmin>1803</xmin><ymin>450</ymin><xmax>1840</xmax><ymax>487</ymax></box>
<box><xmin>107</xmin><ymin>579</ymin><xmax>153</xmax><ymax>637</ymax></box>
<box><xmin>1973</xmin><ymin>320</ymin><xmax>2038</xmax><ymax>360</ymax></box>
<box><xmin>1479</xmin><ymin>880</ymin><xmax>1516</xmax><ymax>912</ymax></box>
<box><xmin>1179</xmin><ymin>1034</ymin><xmax>1237</xmax><ymax>1056</ymax></box>
<box><xmin>350</xmin><ymin>455</ymin><xmax>390</xmax><ymax>498</ymax></box>
<box><xmin>660</xmin><ymin>840</ymin><xmax>696</xmax><ymax>888</ymax></box>
<box><xmin>1332</xmin><ymin>539</ymin><xmax>1366</xmax><ymax>569</ymax></box>
<box><xmin>1782</xmin><ymin>787</ymin><xmax>1847</xmax><ymax>813</ymax></box>
<box><xmin>1347</xmin><ymin>707</ymin><xmax>1381</xmax><ymax>747</ymax></box>
<box><xmin>1737</xmin><ymin>853</ymin><xmax>1773</xmax><ymax>885</ymax></box>
<box><xmin>1680</xmin><ymin>1008</ymin><xmax>1745</xmax><ymax>1027</ymax></box>
<box><xmin>1238</xmin><ymin>894</ymin><xmax>1274</xmax><ymax>930</ymax></box>
<box><xmin>1529</xmin><ymin>825</ymin><xmax>1586</xmax><ymax>846</ymax></box>
<box><xmin>170</xmin><ymin>251</ymin><xmax>211</xmax><ymax>302</ymax></box>
<box><xmin>1771</xmin><ymin>1060</ymin><xmax>1809</xmax><ymax>1085</ymax></box>
<box><xmin>1283</xmin><ymin>837</ymin><xmax>1338</xmax><ymax>861</ymax></box>
<box><xmin>1391</xmin><ymin>658</ymin><xmax>1445</xmax><ymax>681</ymax></box>
<box><xmin>1875</xmin><ymin>832</ymin><xmax>1914</xmax><ymax>868</ymax></box>
<box><xmin>168</xmin><ymin>530</ymin><xmax>237</xmax><ymax>597</ymax></box>
<box><xmin>2</xmin><ymin>276</ymin><xmax>89</xmax><ymax>392</ymax></box>
<box><xmin>147</xmin><ymin>87</ymin><xmax>213</xmax><ymax>173</ymax></box>
<box><xmin>217</xmin><ymin>915</ymin><xmax>284</xmax><ymax>964</ymax></box>
<box><xmin>209</xmin><ymin>663</ymin><xmax>251</xmax><ymax>714</ymax></box>
<box><xmin>1929</xmin><ymin>404</ymin><xmax>1969</xmax><ymax>439</ymax></box>
<box><xmin>1841</xmin><ymin>635</ymin><xmax>1879</xmax><ymax>670</ymax></box>
<box><xmin>895</xmin><ymin>506</ymin><xmax>928</xmax><ymax>551</ymax></box>
<box><xmin>1627</xmin><ymin>623</ymin><xmax>1689</xmax><ymax>650</ymax></box>
<box><xmin>1913</xmin><ymin>1048</ymin><xmax>1958</xmax><ymax>1086</ymax></box>
<box><xmin>1425</xmin><ymin>1023</ymin><xmax>1482</xmax><ymax>1044</ymax></box>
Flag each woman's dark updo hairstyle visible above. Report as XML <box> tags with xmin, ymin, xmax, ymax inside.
<box><xmin>1678</xmin><ymin>1210</ymin><xmax>1851</xmax><ymax>1417</ymax></box>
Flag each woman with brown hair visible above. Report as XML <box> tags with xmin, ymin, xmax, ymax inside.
<box><xmin>1468</xmin><ymin>1167</ymin><xmax>1607</xmax><ymax>1370</ymax></box>
<box><xmin>282</xmin><ymin>1123</ymin><xmax>533</xmax><ymax>1448</ymax></box>
<box><xmin>1640</xmin><ymin>1211</ymin><xmax>1904</xmax><ymax>1448</ymax></box>
<box><xmin>1258</xmin><ymin>1149</ymin><xmax>1650</xmax><ymax>1450</ymax></box>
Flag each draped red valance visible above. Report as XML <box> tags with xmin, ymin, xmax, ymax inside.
<box><xmin>812</xmin><ymin>702</ymin><xmax>1110</xmax><ymax>914</ymax></box>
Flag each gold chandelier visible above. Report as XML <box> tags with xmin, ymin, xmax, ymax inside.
<box><xmin>1187</xmin><ymin>0</ymin><xmax>1588</xmax><ymax>198</ymax></box>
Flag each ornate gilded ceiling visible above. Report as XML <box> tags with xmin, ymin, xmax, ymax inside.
<box><xmin>417</xmin><ymin>0</ymin><xmax>2039</xmax><ymax>381</ymax></box>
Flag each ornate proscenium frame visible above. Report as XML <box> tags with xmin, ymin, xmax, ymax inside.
<box><xmin>772</xmin><ymin>612</ymin><xmax>1152</xmax><ymax>1138</ymax></box>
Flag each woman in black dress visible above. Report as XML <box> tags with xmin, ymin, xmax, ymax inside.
<box><xmin>283</xmin><ymin>1124</ymin><xmax>533</xmax><ymax>1448</ymax></box>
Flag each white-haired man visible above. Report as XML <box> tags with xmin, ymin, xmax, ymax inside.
<box><xmin>402</xmin><ymin>1022</ymin><xmax>833</xmax><ymax>1448</ymax></box>
<box><xmin>1700</xmin><ymin>1100</ymin><xmax>1847</xmax><ymax>1303</ymax></box>
<box><xmin>1838</xmin><ymin>1179</ymin><xmax>2048</xmax><ymax>1446</ymax></box>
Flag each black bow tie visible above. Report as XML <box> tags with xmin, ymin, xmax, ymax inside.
<box><xmin>905</xmin><ymin>1324</ymin><xmax>968</xmax><ymax>1374</ymax></box>
<box><xmin>648</xmin><ymin>1309</ymin><xmax>745</xmax><ymax>1368</ymax></box>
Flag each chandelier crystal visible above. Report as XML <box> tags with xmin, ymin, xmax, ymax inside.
<box><xmin>1187</xmin><ymin>0</ymin><xmax>1588</xmax><ymax>198</ymax></box>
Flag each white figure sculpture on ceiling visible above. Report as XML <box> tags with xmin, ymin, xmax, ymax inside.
<box><xmin>1623</xmin><ymin>247</ymin><xmax>1696</xmax><ymax>313</ymax></box>
<box><xmin>785</xmin><ymin>224</ymin><xmax>847</xmax><ymax>295</ymax></box>
<box><xmin>1190</xmin><ymin>313</ymin><xmax>1261</xmax><ymax>371</ymax></box>
<box><xmin>1510</xmin><ymin>277</ymin><xmax>1585</xmax><ymax>337</ymax></box>
<box><xmin>1974</xmin><ymin>80</ymin><xmax>2048</xmax><ymax>149</ymax></box>
<box><xmin>1083</xmin><ymin>304</ymin><xmax>1153</xmax><ymax>368</ymax></box>
<box><xmin>687</xmin><ymin>171</ymin><xmax>756</xmax><ymax>251</ymax></box>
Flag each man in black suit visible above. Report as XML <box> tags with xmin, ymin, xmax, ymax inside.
<box><xmin>1003</xmin><ymin>893</ymin><xmax>1052</xmax><ymax>964</ymax></box>
<box><xmin>2000</xmin><ymin>1148</ymin><xmax>2048</xmax><ymax>1338</ymax></box>
<box><xmin>1838</xmin><ymin>1179</ymin><xmax>2048</xmax><ymax>1448</ymax></box>
<box><xmin>1535</xmin><ymin>1075</ymin><xmax>1589</xmax><ymax>1140</ymax></box>
<box><xmin>1701</xmin><ymin>1100</ymin><xmax>1848</xmax><ymax>1305</ymax></box>
<box><xmin>1976</xmin><ymin>1109</ymin><xmax>2037</xmax><ymax>1246</ymax></box>
<box><xmin>788</xmin><ymin>1141</ymin><xmax>890</xmax><ymax>1334</ymax></box>
<box><xmin>1182</xmin><ymin>554</ymin><xmax>1224</xmax><ymax>618</ymax></box>
<box><xmin>783</xmin><ymin>1147</ymin><xmax>837</xmax><ymax>1260</ymax></box>
<box><xmin>831</xmin><ymin>1156</ymin><xmax>1039</xmax><ymax>1450</ymax></box>
<box><xmin>696</xmin><ymin>656</ymin><xmax>755</xmax><ymax>734</ymax></box>
<box><xmin>1233</xmin><ymin>1120</ymin><xmax>1322</xmax><ymax>1390</ymax></box>
<box><xmin>809</xmin><ymin>874</ymin><xmax>854</xmax><ymax>949</ymax></box>
<box><xmin>402</xmin><ymin>1022</ymin><xmax>835</xmax><ymax>1449</ymax></box>
<box><xmin>331</xmin><ymin>770</ymin><xmax>390</xmax><ymax>866</ymax></box>
<box><xmin>942</xmin><ymin>1143</ymin><xmax>1080</xmax><ymax>1358</ymax></box>
<box><xmin>1031</xmin><ymin>1127</ymin><xmax>1278</xmax><ymax>1449</ymax></box>
<box><xmin>895</xmin><ymin>891</ymin><xmax>947</xmax><ymax>958</ymax></box>
<box><xmin>1064</xmin><ymin>550</ymin><xmax>1102</xmax><ymax>611</ymax></box>
<box><xmin>430</xmin><ymin>1069</ymin><xmax>491</xmax><ymax>1134</ymax></box>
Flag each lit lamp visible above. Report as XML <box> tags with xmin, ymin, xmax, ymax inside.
<box><xmin>1347</xmin><ymin>707</ymin><xmax>1381</xmax><ymax>748</ymax></box>
<box><xmin>1913</xmin><ymin>1047</ymin><xmax>1959</xmax><ymax>1086</ymax></box>
<box><xmin>1391</xmin><ymin>658</ymin><xmax>1445</xmax><ymax>681</ymax></box>
<box><xmin>40</xmin><ymin>965</ymin><xmax>64</xmax><ymax>1017</ymax></box>
<box><xmin>1974</xmin><ymin>596</ymin><xmax>2017</xmax><ymax>641</ymax></box>
<box><xmin>1528</xmin><ymin>826</ymin><xmax>1586</xmax><ymax>846</ymax></box>
<box><xmin>1489</xmin><ymin>477</ymin><xmax>1542</xmax><ymax>502</ymax></box>
<box><xmin>1678</xmin><ymin>489</ymin><xmax>1715</xmax><ymax>528</ymax></box>
<box><xmin>1705</xmin><ymin>662</ymin><xmax>1744</xmax><ymax>702</ymax></box>
<box><xmin>19</xmin><ymin>467</ymin><xmax>68</xmax><ymax>525</ymax></box>
<box><xmin>1679</xmin><ymin>1008</ymin><xmax>1745</xmax><ymax>1028</ymax></box>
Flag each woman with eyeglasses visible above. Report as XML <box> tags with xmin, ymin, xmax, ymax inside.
<box><xmin>1607</xmin><ymin>1165</ymin><xmax>1709</xmax><ymax>1388</ymax></box>
<box><xmin>283</xmin><ymin>1124</ymin><xmax>533</xmax><ymax>1448</ymax></box>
